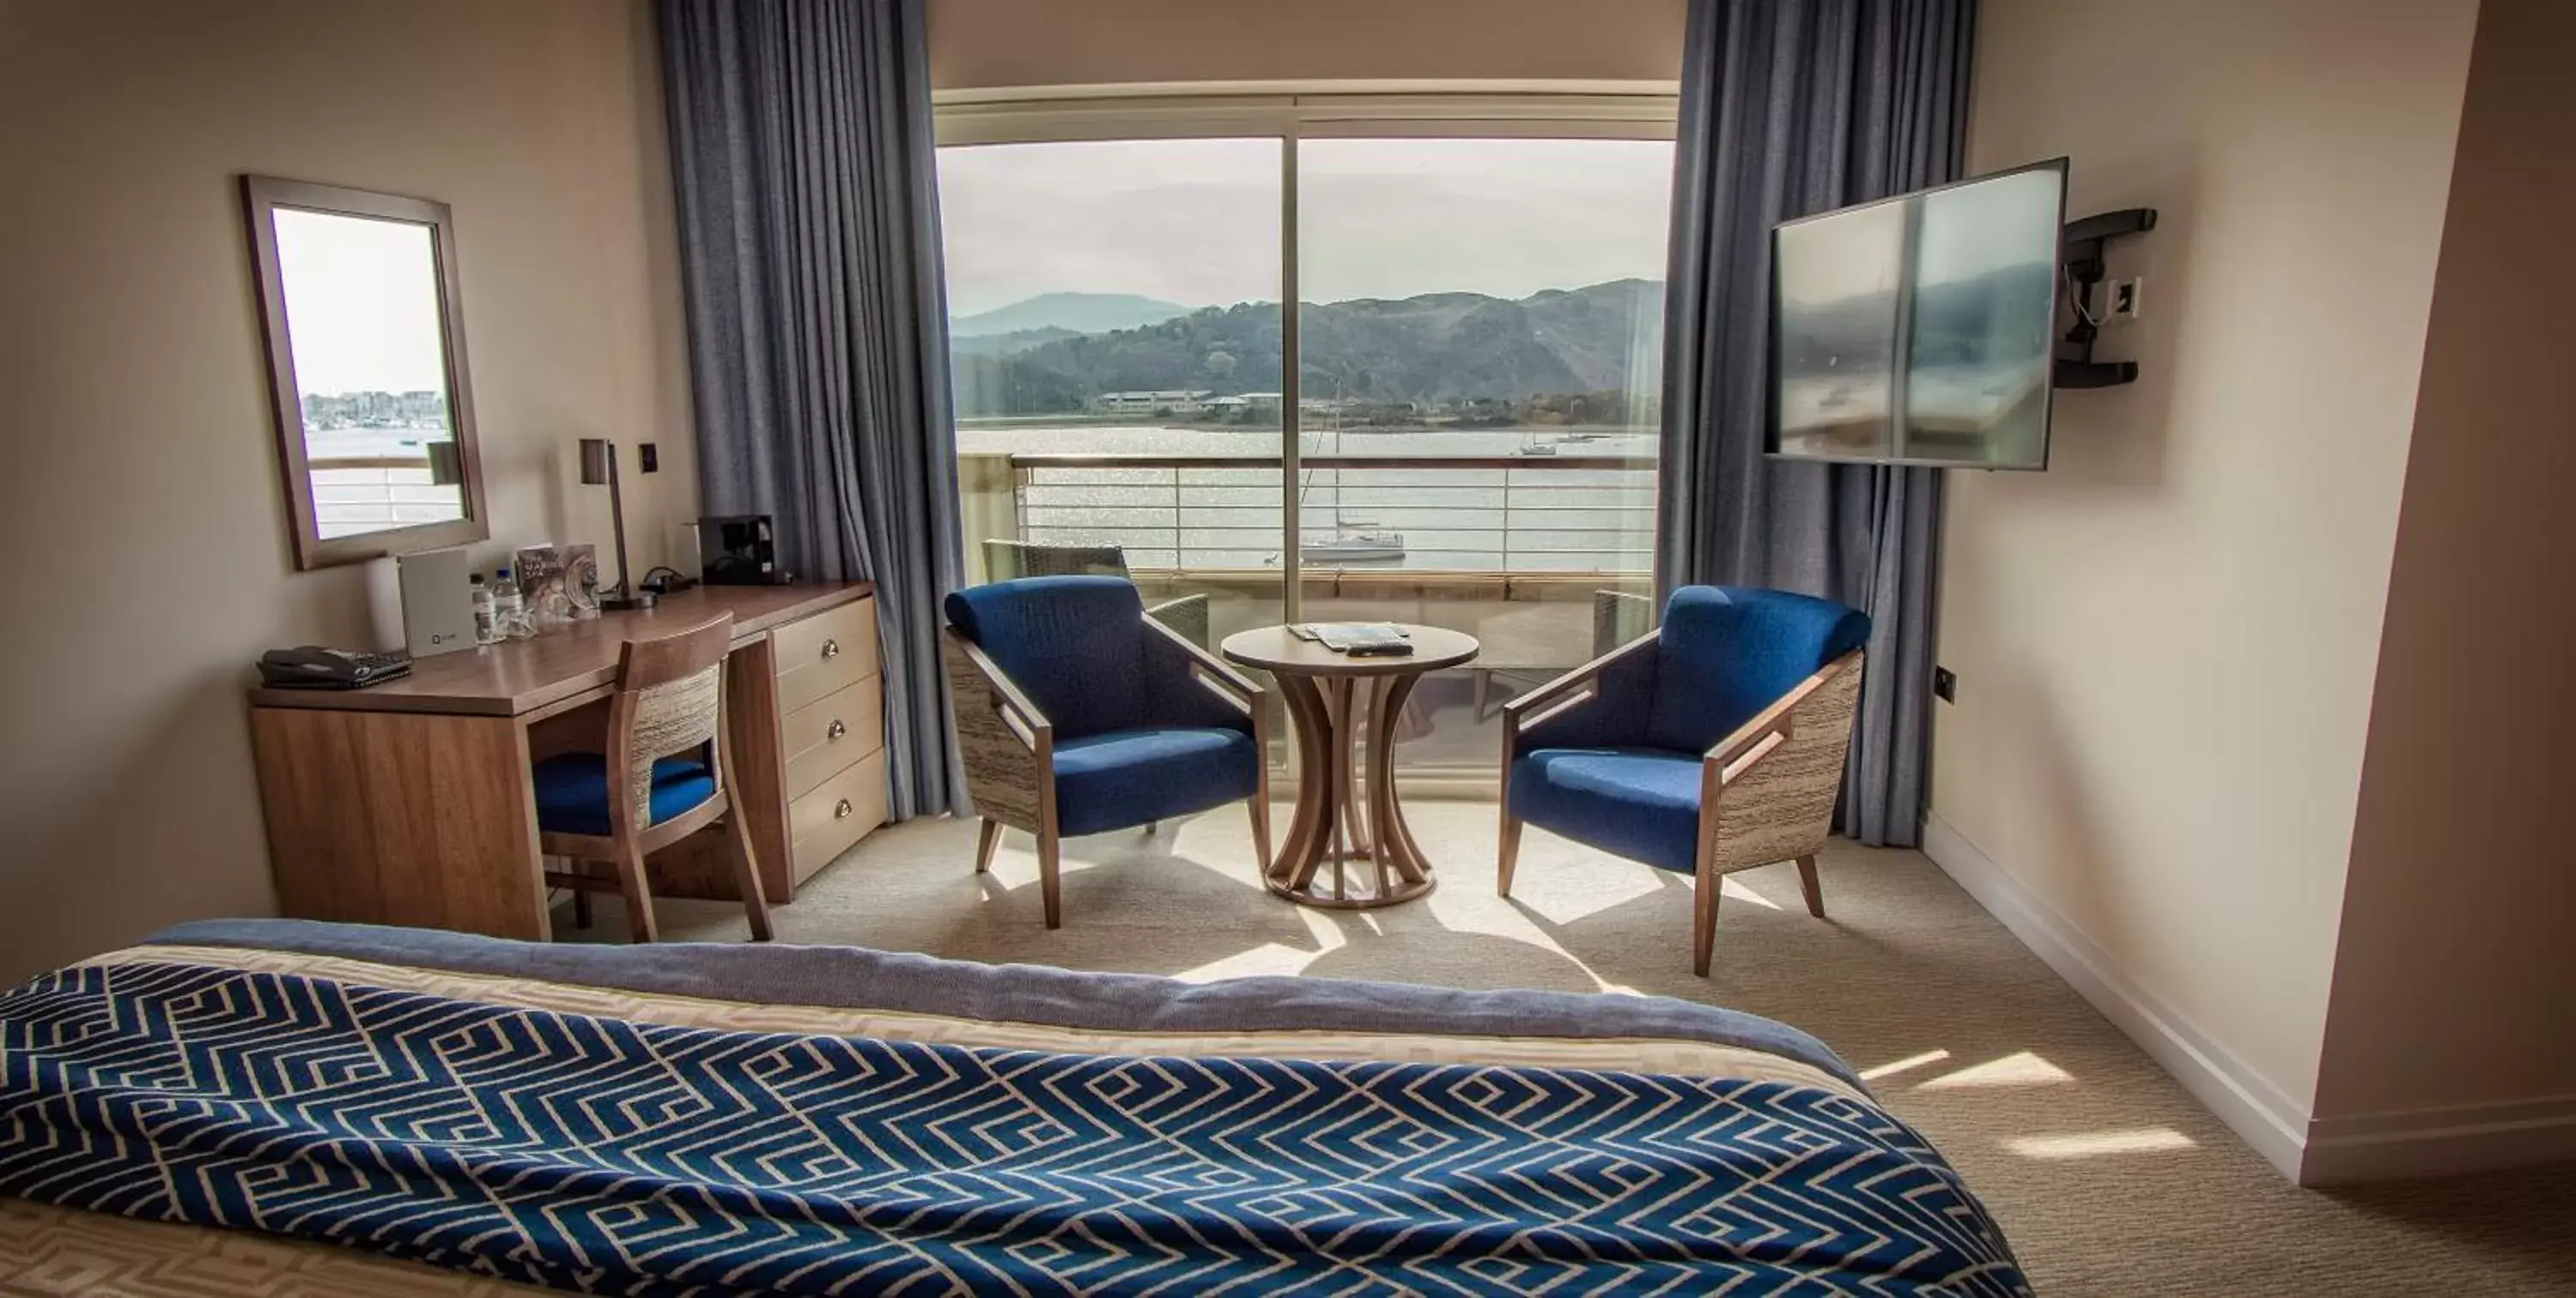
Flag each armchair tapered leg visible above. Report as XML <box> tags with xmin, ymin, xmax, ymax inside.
<box><xmin>975</xmin><ymin>817</ymin><xmax>1003</xmax><ymax>874</ymax></box>
<box><xmin>615</xmin><ymin>844</ymin><xmax>659</xmax><ymax>944</ymax></box>
<box><xmin>1037</xmin><ymin>825</ymin><xmax>1063</xmax><ymax>930</ymax></box>
<box><xmin>1795</xmin><ymin>854</ymin><xmax>1825</xmax><ymax>918</ymax></box>
<box><xmin>1249</xmin><ymin>794</ymin><xmax>1273</xmax><ymax>877</ymax></box>
<box><xmin>1497</xmin><ymin>810</ymin><xmax>1523</xmax><ymax>897</ymax></box>
<box><xmin>1692</xmin><ymin>862</ymin><xmax>1721</xmax><ymax>977</ymax></box>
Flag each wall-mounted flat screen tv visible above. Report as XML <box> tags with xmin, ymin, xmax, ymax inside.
<box><xmin>1768</xmin><ymin>157</ymin><xmax>2067</xmax><ymax>470</ymax></box>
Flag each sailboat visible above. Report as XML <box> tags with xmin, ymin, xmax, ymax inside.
<box><xmin>1267</xmin><ymin>409</ymin><xmax>1408</xmax><ymax>566</ymax></box>
<box><xmin>1301</xmin><ymin>526</ymin><xmax>1406</xmax><ymax>564</ymax></box>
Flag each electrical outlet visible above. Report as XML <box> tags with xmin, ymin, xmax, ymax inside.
<box><xmin>2108</xmin><ymin>276</ymin><xmax>2143</xmax><ymax>319</ymax></box>
<box><xmin>638</xmin><ymin>442</ymin><xmax>659</xmax><ymax>473</ymax></box>
<box><xmin>1933</xmin><ymin>666</ymin><xmax>1958</xmax><ymax>703</ymax></box>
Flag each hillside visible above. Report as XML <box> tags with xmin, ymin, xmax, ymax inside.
<box><xmin>951</xmin><ymin>279</ymin><xmax>1666</xmax><ymax>417</ymax></box>
<box><xmin>948</xmin><ymin>292</ymin><xmax>1193</xmax><ymax>338</ymax></box>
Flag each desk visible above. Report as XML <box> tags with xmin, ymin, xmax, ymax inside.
<box><xmin>250</xmin><ymin>583</ymin><xmax>883</xmax><ymax>940</ymax></box>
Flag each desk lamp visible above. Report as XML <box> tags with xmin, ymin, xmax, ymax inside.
<box><xmin>578</xmin><ymin>438</ymin><xmax>654</xmax><ymax>611</ymax></box>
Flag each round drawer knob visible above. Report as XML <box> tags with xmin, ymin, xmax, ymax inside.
<box><xmin>821</xmin><ymin>638</ymin><xmax>842</xmax><ymax>659</ymax></box>
<box><xmin>826</xmin><ymin>719</ymin><xmax>848</xmax><ymax>741</ymax></box>
<box><xmin>834</xmin><ymin>798</ymin><xmax>854</xmax><ymax>820</ymax></box>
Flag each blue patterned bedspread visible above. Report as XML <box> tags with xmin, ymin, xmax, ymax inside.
<box><xmin>0</xmin><ymin>955</ymin><xmax>2026</xmax><ymax>1295</ymax></box>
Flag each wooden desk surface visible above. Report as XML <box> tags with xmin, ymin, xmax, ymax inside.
<box><xmin>252</xmin><ymin>582</ymin><xmax>875</xmax><ymax>719</ymax></box>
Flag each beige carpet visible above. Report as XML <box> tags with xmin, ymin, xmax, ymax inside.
<box><xmin>600</xmin><ymin>798</ymin><xmax>2576</xmax><ymax>1295</ymax></box>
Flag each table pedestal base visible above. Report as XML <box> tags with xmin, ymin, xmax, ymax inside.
<box><xmin>1267</xmin><ymin>672</ymin><xmax>1437</xmax><ymax>910</ymax></box>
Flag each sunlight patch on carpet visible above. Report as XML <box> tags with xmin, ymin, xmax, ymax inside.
<box><xmin>1919</xmin><ymin>1051</ymin><xmax>2075</xmax><ymax>1090</ymax></box>
<box><xmin>1860</xmin><ymin>1049</ymin><xmax>1953</xmax><ymax>1081</ymax></box>
<box><xmin>2007</xmin><ymin>1128</ymin><xmax>2195</xmax><ymax>1160</ymax></box>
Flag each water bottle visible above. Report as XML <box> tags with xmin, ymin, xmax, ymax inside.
<box><xmin>470</xmin><ymin>573</ymin><xmax>497</xmax><ymax>646</ymax></box>
<box><xmin>491</xmin><ymin>567</ymin><xmax>530</xmax><ymax>640</ymax></box>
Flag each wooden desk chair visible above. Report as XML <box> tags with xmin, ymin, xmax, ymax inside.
<box><xmin>533</xmin><ymin>613</ymin><xmax>771</xmax><ymax>943</ymax></box>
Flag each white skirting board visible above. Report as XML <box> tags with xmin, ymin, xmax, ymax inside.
<box><xmin>1918</xmin><ymin>814</ymin><xmax>2311</xmax><ymax>1180</ymax></box>
<box><xmin>1921</xmin><ymin>814</ymin><xmax>2576</xmax><ymax>1184</ymax></box>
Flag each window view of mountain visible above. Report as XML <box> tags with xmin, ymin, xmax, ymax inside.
<box><xmin>947</xmin><ymin>291</ymin><xmax>1195</xmax><ymax>338</ymax></box>
<box><xmin>951</xmin><ymin>279</ymin><xmax>1665</xmax><ymax>423</ymax></box>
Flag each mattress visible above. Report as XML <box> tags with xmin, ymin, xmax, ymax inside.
<box><xmin>0</xmin><ymin>919</ymin><xmax>2026</xmax><ymax>1295</ymax></box>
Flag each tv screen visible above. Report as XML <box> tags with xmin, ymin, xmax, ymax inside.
<box><xmin>1768</xmin><ymin>158</ymin><xmax>2067</xmax><ymax>470</ymax></box>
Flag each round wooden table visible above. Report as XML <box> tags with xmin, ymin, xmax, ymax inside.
<box><xmin>1220</xmin><ymin>624</ymin><xmax>1480</xmax><ymax>909</ymax></box>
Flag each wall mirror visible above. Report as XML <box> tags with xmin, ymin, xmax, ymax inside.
<box><xmin>243</xmin><ymin>176</ymin><xmax>486</xmax><ymax>570</ymax></box>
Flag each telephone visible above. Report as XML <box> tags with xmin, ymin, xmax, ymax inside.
<box><xmin>258</xmin><ymin>646</ymin><xmax>413</xmax><ymax>689</ymax></box>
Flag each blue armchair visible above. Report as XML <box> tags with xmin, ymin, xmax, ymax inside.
<box><xmin>1498</xmin><ymin>585</ymin><xmax>1870</xmax><ymax>975</ymax></box>
<box><xmin>942</xmin><ymin>576</ymin><xmax>1272</xmax><ymax>929</ymax></box>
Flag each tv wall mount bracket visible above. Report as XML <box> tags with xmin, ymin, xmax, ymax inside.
<box><xmin>2056</xmin><ymin>207</ymin><xmax>2156</xmax><ymax>389</ymax></box>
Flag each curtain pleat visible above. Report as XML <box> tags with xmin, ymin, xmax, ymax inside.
<box><xmin>660</xmin><ymin>0</ymin><xmax>967</xmax><ymax>820</ymax></box>
<box><xmin>1656</xmin><ymin>0</ymin><xmax>1977</xmax><ymax>846</ymax></box>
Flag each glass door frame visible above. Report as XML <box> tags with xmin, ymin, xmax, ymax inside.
<box><xmin>934</xmin><ymin>84</ymin><xmax>1680</xmax><ymax>623</ymax></box>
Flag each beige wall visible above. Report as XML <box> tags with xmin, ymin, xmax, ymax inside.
<box><xmin>1935</xmin><ymin>0</ymin><xmax>2478</xmax><ymax>1133</ymax></box>
<box><xmin>2312</xmin><ymin>0</ymin><xmax>2576</xmax><ymax>1133</ymax></box>
<box><xmin>0</xmin><ymin>0</ymin><xmax>696</xmax><ymax>983</ymax></box>
<box><xmin>929</xmin><ymin>0</ymin><xmax>1686</xmax><ymax>89</ymax></box>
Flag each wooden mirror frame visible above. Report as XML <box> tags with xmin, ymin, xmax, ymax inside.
<box><xmin>242</xmin><ymin>175</ymin><xmax>489</xmax><ymax>571</ymax></box>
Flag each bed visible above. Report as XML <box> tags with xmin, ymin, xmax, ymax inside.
<box><xmin>0</xmin><ymin>919</ymin><xmax>2026</xmax><ymax>1295</ymax></box>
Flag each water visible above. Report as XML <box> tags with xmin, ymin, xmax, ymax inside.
<box><xmin>305</xmin><ymin>427</ymin><xmax>453</xmax><ymax>461</ymax></box>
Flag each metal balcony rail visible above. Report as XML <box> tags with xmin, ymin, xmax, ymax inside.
<box><xmin>307</xmin><ymin>454</ymin><xmax>466</xmax><ymax>538</ymax></box>
<box><xmin>974</xmin><ymin>456</ymin><xmax>1659</xmax><ymax>577</ymax></box>
<box><xmin>974</xmin><ymin>453</ymin><xmax>1659</xmax><ymax>574</ymax></box>
<box><xmin>990</xmin><ymin>452</ymin><xmax>1658</xmax><ymax>575</ymax></box>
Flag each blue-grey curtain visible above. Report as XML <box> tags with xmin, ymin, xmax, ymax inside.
<box><xmin>1656</xmin><ymin>0</ymin><xmax>1975</xmax><ymax>847</ymax></box>
<box><xmin>660</xmin><ymin>0</ymin><xmax>966</xmax><ymax>819</ymax></box>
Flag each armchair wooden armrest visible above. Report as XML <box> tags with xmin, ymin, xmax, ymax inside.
<box><xmin>1498</xmin><ymin>630</ymin><xmax>1659</xmax><ymax>743</ymax></box>
<box><xmin>1495</xmin><ymin>631</ymin><xmax>1660</xmax><ymax>899</ymax></box>
<box><xmin>942</xmin><ymin>627</ymin><xmax>1053</xmax><ymax>834</ymax></box>
<box><xmin>1144</xmin><ymin>616</ymin><xmax>1266</xmax><ymax>715</ymax></box>
<box><xmin>1142</xmin><ymin>617</ymin><xmax>1273</xmax><ymax>855</ymax></box>
<box><xmin>1704</xmin><ymin>648</ymin><xmax>1862</xmax><ymax>779</ymax></box>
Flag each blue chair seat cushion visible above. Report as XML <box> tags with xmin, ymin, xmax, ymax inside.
<box><xmin>1509</xmin><ymin>746</ymin><xmax>1705</xmax><ymax>875</ymax></box>
<box><xmin>533</xmin><ymin>753</ymin><xmax>718</xmax><ymax>837</ymax></box>
<box><xmin>1052</xmin><ymin>726</ymin><xmax>1260</xmax><ymax>837</ymax></box>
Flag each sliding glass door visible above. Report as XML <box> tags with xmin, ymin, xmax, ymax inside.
<box><xmin>1292</xmin><ymin>135</ymin><xmax>1669</xmax><ymax>768</ymax></box>
<box><xmin>935</xmin><ymin>95</ymin><xmax>1675</xmax><ymax>778</ymax></box>
<box><xmin>938</xmin><ymin>136</ymin><xmax>1287</xmax><ymax>647</ymax></box>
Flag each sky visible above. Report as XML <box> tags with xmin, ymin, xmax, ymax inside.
<box><xmin>935</xmin><ymin>136</ymin><xmax>1674</xmax><ymax>318</ymax></box>
<box><xmin>272</xmin><ymin>208</ymin><xmax>450</xmax><ymax>397</ymax></box>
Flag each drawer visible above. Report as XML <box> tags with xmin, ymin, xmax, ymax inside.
<box><xmin>782</xmin><ymin>676</ymin><xmax>882</xmax><ymax>800</ymax></box>
<box><xmin>791</xmin><ymin>748</ymin><xmax>885</xmax><ymax>883</ymax></box>
<box><xmin>775</xmin><ymin>597</ymin><xmax>878</xmax><ymax>713</ymax></box>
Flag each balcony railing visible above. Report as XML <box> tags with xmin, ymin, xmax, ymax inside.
<box><xmin>979</xmin><ymin>452</ymin><xmax>1658</xmax><ymax>577</ymax></box>
<box><xmin>307</xmin><ymin>454</ymin><xmax>468</xmax><ymax>539</ymax></box>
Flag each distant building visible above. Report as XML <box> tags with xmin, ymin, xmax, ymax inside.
<box><xmin>1094</xmin><ymin>390</ymin><xmax>1212</xmax><ymax>415</ymax></box>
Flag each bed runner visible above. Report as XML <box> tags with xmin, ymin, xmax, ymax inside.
<box><xmin>0</xmin><ymin>957</ymin><xmax>2026</xmax><ymax>1295</ymax></box>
